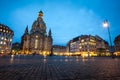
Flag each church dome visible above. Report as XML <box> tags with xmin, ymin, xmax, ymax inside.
<box><xmin>30</xmin><ymin>11</ymin><xmax>46</xmax><ymax>35</ymax></box>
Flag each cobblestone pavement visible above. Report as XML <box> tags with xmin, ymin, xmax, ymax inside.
<box><xmin>0</xmin><ymin>55</ymin><xmax>120</xmax><ymax>80</ymax></box>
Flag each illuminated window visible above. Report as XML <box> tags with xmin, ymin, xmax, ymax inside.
<box><xmin>36</xmin><ymin>35</ymin><xmax>38</xmax><ymax>38</ymax></box>
<box><xmin>35</xmin><ymin>39</ymin><xmax>38</xmax><ymax>49</ymax></box>
<box><xmin>1</xmin><ymin>37</ymin><xmax>4</xmax><ymax>40</ymax></box>
<box><xmin>5</xmin><ymin>38</ymin><xmax>7</xmax><ymax>41</ymax></box>
<box><xmin>84</xmin><ymin>42</ymin><xmax>87</xmax><ymax>45</ymax></box>
<box><xmin>0</xmin><ymin>41</ymin><xmax>3</xmax><ymax>44</ymax></box>
<box><xmin>3</xmin><ymin>30</ymin><xmax>5</xmax><ymax>32</ymax></box>
<box><xmin>10</xmin><ymin>39</ymin><xmax>12</xmax><ymax>42</ymax></box>
<box><xmin>81</xmin><ymin>39</ymin><xmax>84</xmax><ymax>42</ymax></box>
<box><xmin>4</xmin><ymin>42</ymin><xmax>6</xmax><ymax>44</ymax></box>
<box><xmin>79</xmin><ymin>46</ymin><xmax>82</xmax><ymax>49</ymax></box>
<box><xmin>90</xmin><ymin>39</ymin><xmax>95</xmax><ymax>42</ymax></box>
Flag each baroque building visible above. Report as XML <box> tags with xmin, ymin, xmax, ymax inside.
<box><xmin>0</xmin><ymin>23</ymin><xmax>14</xmax><ymax>56</ymax></box>
<box><xmin>21</xmin><ymin>11</ymin><xmax>53</xmax><ymax>55</ymax></box>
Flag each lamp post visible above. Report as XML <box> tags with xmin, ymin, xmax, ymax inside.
<box><xmin>103</xmin><ymin>20</ymin><xmax>113</xmax><ymax>58</ymax></box>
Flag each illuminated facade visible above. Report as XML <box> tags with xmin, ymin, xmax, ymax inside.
<box><xmin>95</xmin><ymin>35</ymin><xmax>109</xmax><ymax>56</ymax></box>
<box><xmin>114</xmin><ymin>35</ymin><xmax>120</xmax><ymax>56</ymax></box>
<box><xmin>53</xmin><ymin>45</ymin><xmax>66</xmax><ymax>56</ymax></box>
<box><xmin>69</xmin><ymin>37</ymin><xmax>80</xmax><ymax>53</ymax></box>
<box><xmin>79</xmin><ymin>35</ymin><xmax>96</xmax><ymax>56</ymax></box>
<box><xmin>12</xmin><ymin>42</ymin><xmax>21</xmax><ymax>55</ymax></box>
<box><xmin>21</xmin><ymin>11</ymin><xmax>53</xmax><ymax>55</ymax></box>
<box><xmin>0</xmin><ymin>24</ymin><xmax>14</xmax><ymax>55</ymax></box>
<box><xmin>67</xmin><ymin>35</ymin><xmax>109</xmax><ymax>56</ymax></box>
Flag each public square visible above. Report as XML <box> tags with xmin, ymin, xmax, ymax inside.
<box><xmin>0</xmin><ymin>55</ymin><xmax>120</xmax><ymax>80</ymax></box>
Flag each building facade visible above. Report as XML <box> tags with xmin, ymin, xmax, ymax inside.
<box><xmin>21</xmin><ymin>11</ymin><xmax>53</xmax><ymax>55</ymax></box>
<box><xmin>67</xmin><ymin>35</ymin><xmax>109</xmax><ymax>56</ymax></box>
<box><xmin>52</xmin><ymin>45</ymin><xmax>66</xmax><ymax>56</ymax></box>
<box><xmin>0</xmin><ymin>24</ymin><xmax>14</xmax><ymax>56</ymax></box>
<box><xmin>95</xmin><ymin>35</ymin><xmax>109</xmax><ymax>56</ymax></box>
<box><xmin>114</xmin><ymin>35</ymin><xmax>120</xmax><ymax>56</ymax></box>
<box><xmin>12</xmin><ymin>42</ymin><xmax>21</xmax><ymax>55</ymax></box>
<box><xmin>79</xmin><ymin>35</ymin><xmax>96</xmax><ymax>56</ymax></box>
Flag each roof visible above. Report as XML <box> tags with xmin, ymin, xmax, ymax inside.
<box><xmin>0</xmin><ymin>23</ymin><xmax>14</xmax><ymax>35</ymax></box>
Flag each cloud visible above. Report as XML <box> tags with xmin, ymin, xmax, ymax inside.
<box><xmin>47</xmin><ymin>8</ymin><xmax>104</xmax><ymax>45</ymax></box>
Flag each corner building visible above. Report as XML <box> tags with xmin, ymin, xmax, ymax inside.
<box><xmin>67</xmin><ymin>35</ymin><xmax>109</xmax><ymax>56</ymax></box>
<box><xmin>0</xmin><ymin>24</ymin><xmax>14</xmax><ymax>55</ymax></box>
<box><xmin>21</xmin><ymin>11</ymin><xmax>53</xmax><ymax>55</ymax></box>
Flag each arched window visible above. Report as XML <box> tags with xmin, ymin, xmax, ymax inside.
<box><xmin>35</xmin><ymin>39</ymin><xmax>38</xmax><ymax>49</ymax></box>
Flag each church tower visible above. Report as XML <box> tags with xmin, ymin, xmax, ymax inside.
<box><xmin>21</xmin><ymin>25</ymin><xmax>30</xmax><ymax>54</ymax></box>
<box><xmin>48</xmin><ymin>29</ymin><xmax>52</xmax><ymax>37</ymax></box>
<box><xmin>48</xmin><ymin>29</ymin><xmax>53</xmax><ymax>54</ymax></box>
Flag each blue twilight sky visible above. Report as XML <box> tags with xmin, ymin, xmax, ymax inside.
<box><xmin>0</xmin><ymin>0</ymin><xmax>120</xmax><ymax>46</ymax></box>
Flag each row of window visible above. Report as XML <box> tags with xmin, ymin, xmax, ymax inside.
<box><xmin>0</xmin><ymin>41</ymin><xmax>12</xmax><ymax>45</ymax></box>
<box><xmin>70</xmin><ymin>47</ymin><xmax>96</xmax><ymax>50</ymax></box>
<box><xmin>0</xmin><ymin>32</ymin><xmax>13</xmax><ymax>37</ymax></box>
<box><xmin>71</xmin><ymin>41</ymin><xmax>96</xmax><ymax>46</ymax></box>
<box><xmin>79</xmin><ymin>42</ymin><xmax>96</xmax><ymax>45</ymax></box>
<box><xmin>79</xmin><ymin>46</ymin><xmax>96</xmax><ymax>49</ymax></box>
<box><xmin>0</xmin><ymin>28</ymin><xmax>13</xmax><ymax>34</ymax></box>
<box><xmin>79</xmin><ymin>50</ymin><xmax>95</xmax><ymax>52</ymax></box>
<box><xmin>70</xmin><ymin>49</ymin><xmax>96</xmax><ymax>52</ymax></box>
<box><xmin>0</xmin><ymin>41</ymin><xmax>6</xmax><ymax>45</ymax></box>
<box><xmin>0</xmin><ymin>37</ymin><xmax>12</xmax><ymax>42</ymax></box>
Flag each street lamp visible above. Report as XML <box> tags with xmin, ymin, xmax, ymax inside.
<box><xmin>103</xmin><ymin>20</ymin><xmax>113</xmax><ymax>57</ymax></box>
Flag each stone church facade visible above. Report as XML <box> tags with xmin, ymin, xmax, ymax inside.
<box><xmin>21</xmin><ymin>11</ymin><xmax>53</xmax><ymax>55</ymax></box>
